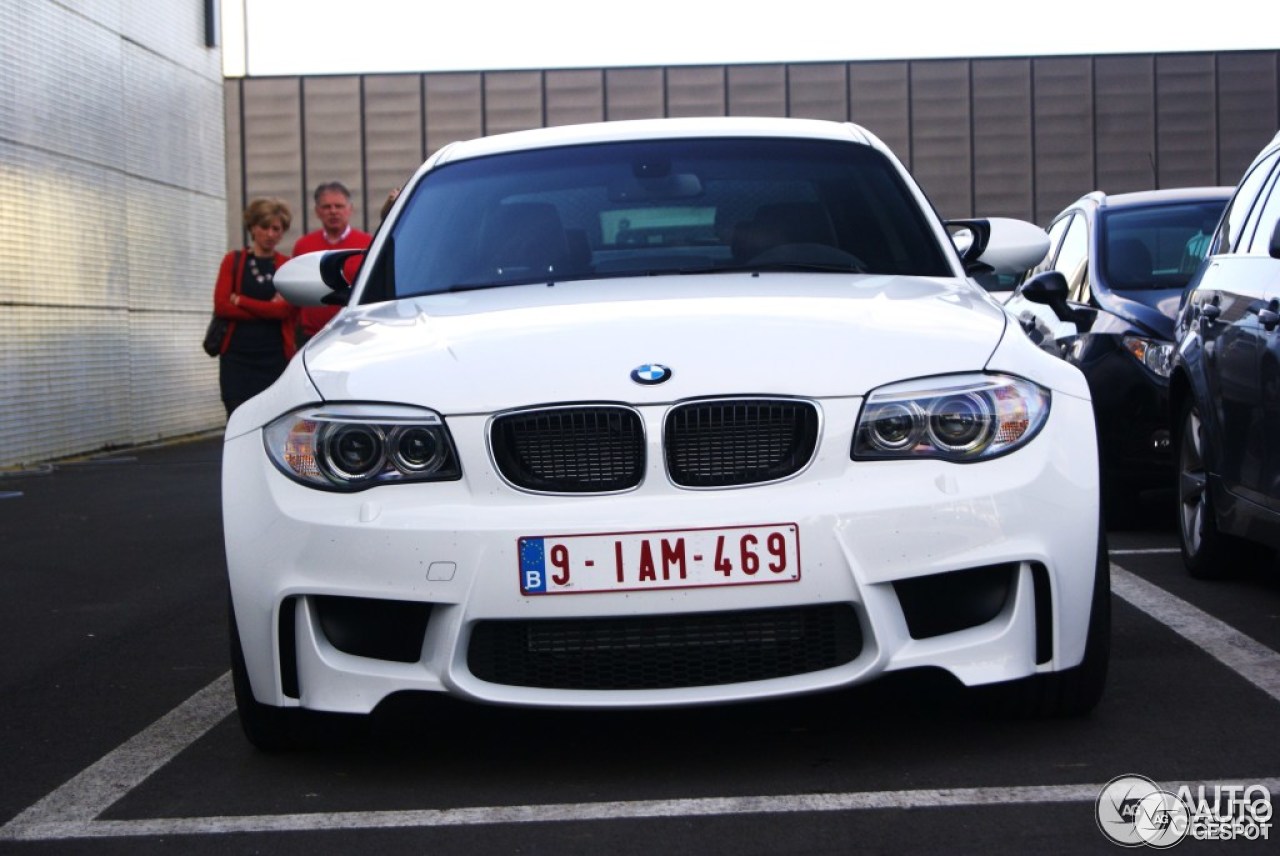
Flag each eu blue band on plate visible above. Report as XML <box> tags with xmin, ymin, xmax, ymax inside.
<box><xmin>519</xmin><ymin>537</ymin><xmax>547</xmax><ymax>593</ymax></box>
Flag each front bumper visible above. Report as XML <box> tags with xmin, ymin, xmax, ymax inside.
<box><xmin>224</xmin><ymin>393</ymin><xmax>1100</xmax><ymax>714</ymax></box>
<box><xmin>1078</xmin><ymin>336</ymin><xmax>1172</xmax><ymax>490</ymax></box>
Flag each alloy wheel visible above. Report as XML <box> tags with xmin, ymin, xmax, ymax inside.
<box><xmin>1177</xmin><ymin>406</ymin><xmax>1207</xmax><ymax>558</ymax></box>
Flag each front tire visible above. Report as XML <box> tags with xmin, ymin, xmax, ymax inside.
<box><xmin>229</xmin><ymin>601</ymin><xmax>366</xmax><ymax>751</ymax></box>
<box><xmin>980</xmin><ymin>529</ymin><xmax>1110</xmax><ymax>718</ymax></box>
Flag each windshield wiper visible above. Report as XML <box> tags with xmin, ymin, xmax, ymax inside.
<box><xmin>713</xmin><ymin>260</ymin><xmax>866</xmax><ymax>275</ymax></box>
<box><xmin>444</xmin><ymin>278</ymin><xmax>558</xmax><ymax>292</ymax></box>
<box><xmin>440</xmin><ymin>260</ymin><xmax>864</xmax><ymax>292</ymax></box>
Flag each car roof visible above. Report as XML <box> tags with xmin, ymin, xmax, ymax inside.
<box><xmin>1096</xmin><ymin>187</ymin><xmax>1235</xmax><ymax>209</ymax></box>
<box><xmin>1050</xmin><ymin>186</ymin><xmax>1234</xmax><ymax>225</ymax></box>
<box><xmin>430</xmin><ymin>117</ymin><xmax>881</xmax><ymax>166</ymax></box>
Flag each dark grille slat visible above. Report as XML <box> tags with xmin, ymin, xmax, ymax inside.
<box><xmin>666</xmin><ymin>399</ymin><xmax>819</xmax><ymax>487</ymax></box>
<box><xmin>493</xmin><ymin>407</ymin><xmax>644</xmax><ymax>493</ymax></box>
<box><xmin>467</xmin><ymin>605</ymin><xmax>861</xmax><ymax>690</ymax></box>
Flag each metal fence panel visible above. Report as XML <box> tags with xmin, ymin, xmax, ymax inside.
<box><xmin>727</xmin><ymin>65</ymin><xmax>787</xmax><ymax>117</ymax></box>
<box><xmin>605</xmin><ymin>68</ymin><xmax>665</xmax><ymax>120</ymax></box>
<box><xmin>1216</xmin><ymin>53</ymin><xmax>1279</xmax><ymax>185</ymax></box>
<box><xmin>546</xmin><ymin>69</ymin><xmax>605</xmax><ymax>128</ymax></box>
<box><xmin>1156</xmin><ymin>54</ymin><xmax>1217</xmax><ymax>190</ymax></box>
<box><xmin>241</xmin><ymin>77</ymin><xmax>304</xmax><ymax>246</ymax></box>
<box><xmin>788</xmin><ymin>63</ymin><xmax>848</xmax><ymax>122</ymax></box>
<box><xmin>484</xmin><ymin>71</ymin><xmax>543</xmax><ymax>136</ymax></box>
<box><xmin>849</xmin><ymin>61</ymin><xmax>910</xmax><ymax>166</ymax></box>
<box><xmin>667</xmin><ymin>66</ymin><xmax>726</xmax><ymax>117</ymax></box>
<box><xmin>911</xmin><ymin>60</ymin><xmax>972</xmax><ymax>220</ymax></box>
<box><xmin>1033</xmin><ymin>57</ymin><xmax>1094</xmax><ymax>224</ymax></box>
<box><xmin>363</xmin><ymin>74</ymin><xmax>424</xmax><ymax>229</ymax></box>
<box><xmin>424</xmin><ymin>73</ymin><xmax>483</xmax><ymax>158</ymax></box>
<box><xmin>1096</xmin><ymin>56</ymin><xmax>1156</xmax><ymax>195</ymax></box>
<box><xmin>972</xmin><ymin>59</ymin><xmax>1033</xmax><ymax>220</ymax></box>
<box><xmin>300</xmin><ymin>76</ymin><xmax>364</xmax><ymax>236</ymax></box>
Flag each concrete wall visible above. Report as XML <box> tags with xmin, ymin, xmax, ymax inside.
<box><xmin>1</xmin><ymin>0</ymin><xmax>226</xmax><ymax>467</ymax></box>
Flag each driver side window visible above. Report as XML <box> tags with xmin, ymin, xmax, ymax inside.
<box><xmin>1242</xmin><ymin>167</ymin><xmax>1280</xmax><ymax>255</ymax></box>
<box><xmin>1030</xmin><ymin>215</ymin><xmax>1072</xmax><ymax>279</ymax></box>
<box><xmin>1217</xmin><ymin>151</ymin><xmax>1280</xmax><ymax>254</ymax></box>
<box><xmin>1052</xmin><ymin>213</ymin><xmax>1090</xmax><ymax>303</ymax></box>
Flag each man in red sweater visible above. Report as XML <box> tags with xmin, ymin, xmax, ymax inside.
<box><xmin>292</xmin><ymin>181</ymin><xmax>372</xmax><ymax>342</ymax></box>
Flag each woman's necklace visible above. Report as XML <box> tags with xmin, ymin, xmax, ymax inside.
<box><xmin>247</xmin><ymin>254</ymin><xmax>273</xmax><ymax>285</ymax></box>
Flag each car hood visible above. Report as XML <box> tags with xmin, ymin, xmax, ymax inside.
<box><xmin>1095</xmin><ymin>287</ymin><xmax>1183</xmax><ymax>340</ymax></box>
<box><xmin>300</xmin><ymin>273</ymin><xmax>1010</xmax><ymax>413</ymax></box>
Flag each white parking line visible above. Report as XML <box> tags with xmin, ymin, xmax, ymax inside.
<box><xmin>3</xmin><ymin>561</ymin><xmax>1278</xmax><ymax>841</ymax></box>
<box><xmin>19</xmin><ymin>780</ymin><xmax>1280</xmax><ymax>840</ymax></box>
<box><xmin>1</xmin><ymin>674</ymin><xmax>234</xmax><ymax>840</ymax></box>
<box><xmin>1111</xmin><ymin>565</ymin><xmax>1280</xmax><ymax>704</ymax></box>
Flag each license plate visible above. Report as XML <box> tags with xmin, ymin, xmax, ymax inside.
<box><xmin>518</xmin><ymin>523</ymin><xmax>801</xmax><ymax>595</ymax></box>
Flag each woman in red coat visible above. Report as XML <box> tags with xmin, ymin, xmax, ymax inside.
<box><xmin>212</xmin><ymin>198</ymin><xmax>297</xmax><ymax>416</ymax></box>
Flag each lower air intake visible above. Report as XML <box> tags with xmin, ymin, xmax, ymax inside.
<box><xmin>467</xmin><ymin>604</ymin><xmax>861</xmax><ymax>690</ymax></box>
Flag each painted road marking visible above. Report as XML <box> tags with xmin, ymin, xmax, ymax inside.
<box><xmin>1111</xmin><ymin>565</ymin><xmax>1280</xmax><ymax>704</ymax></box>
<box><xmin>2</xmin><ymin>562</ymin><xmax>1278</xmax><ymax>841</ymax></box>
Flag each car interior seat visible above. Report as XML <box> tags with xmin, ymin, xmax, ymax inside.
<box><xmin>732</xmin><ymin>202</ymin><xmax>838</xmax><ymax>262</ymax></box>
<box><xmin>480</xmin><ymin>202</ymin><xmax>571</xmax><ymax>278</ymax></box>
<box><xmin>1107</xmin><ymin>237</ymin><xmax>1154</xmax><ymax>288</ymax></box>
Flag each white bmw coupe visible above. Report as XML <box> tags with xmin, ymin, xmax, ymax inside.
<box><xmin>223</xmin><ymin>117</ymin><xmax>1107</xmax><ymax>750</ymax></box>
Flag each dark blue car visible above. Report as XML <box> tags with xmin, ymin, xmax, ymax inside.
<box><xmin>1171</xmin><ymin>131</ymin><xmax>1280</xmax><ymax>577</ymax></box>
<box><xmin>1005</xmin><ymin>188</ymin><xmax>1232</xmax><ymax>525</ymax></box>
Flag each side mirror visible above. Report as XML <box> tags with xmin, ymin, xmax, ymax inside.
<box><xmin>1018</xmin><ymin>270</ymin><xmax>1091</xmax><ymax>328</ymax></box>
<box><xmin>946</xmin><ymin>220</ymin><xmax>988</xmax><ymax>273</ymax></box>
<box><xmin>946</xmin><ymin>218</ymin><xmax>1049</xmax><ymax>276</ymax></box>
<box><xmin>274</xmin><ymin>249</ymin><xmax>364</xmax><ymax>307</ymax></box>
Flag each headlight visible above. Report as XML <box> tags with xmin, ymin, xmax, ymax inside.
<box><xmin>853</xmin><ymin>374</ymin><xmax>1050</xmax><ymax>462</ymax></box>
<box><xmin>264</xmin><ymin>404</ymin><xmax>461</xmax><ymax>490</ymax></box>
<box><xmin>1121</xmin><ymin>335</ymin><xmax>1174</xmax><ymax>378</ymax></box>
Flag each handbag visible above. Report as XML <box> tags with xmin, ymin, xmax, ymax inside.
<box><xmin>203</xmin><ymin>251</ymin><xmax>241</xmax><ymax>357</ymax></box>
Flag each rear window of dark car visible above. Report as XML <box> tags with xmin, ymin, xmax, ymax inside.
<box><xmin>360</xmin><ymin>137</ymin><xmax>951</xmax><ymax>302</ymax></box>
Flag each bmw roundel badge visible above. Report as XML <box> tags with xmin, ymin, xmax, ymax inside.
<box><xmin>631</xmin><ymin>363</ymin><xmax>673</xmax><ymax>385</ymax></box>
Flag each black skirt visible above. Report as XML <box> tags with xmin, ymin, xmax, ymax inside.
<box><xmin>219</xmin><ymin>320</ymin><xmax>286</xmax><ymax>405</ymax></box>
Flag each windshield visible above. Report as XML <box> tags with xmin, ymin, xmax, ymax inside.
<box><xmin>360</xmin><ymin>137</ymin><xmax>951</xmax><ymax>302</ymax></box>
<box><xmin>1098</xmin><ymin>199</ymin><xmax>1227</xmax><ymax>291</ymax></box>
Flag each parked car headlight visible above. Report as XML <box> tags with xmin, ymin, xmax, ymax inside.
<box><xmin>853</xmin><ymin>374</ymin><xmax>1050</xmax><ymax>462</ymax></box>
<box><xmin>264</xmin><ymin>404</ymin><xmax>461</xmax><ymax>490</ymax></box>
<box><xmin>1121</xmin><ymin>335</ymin><xmax>1174</xmax><ymax>378</ymax></box>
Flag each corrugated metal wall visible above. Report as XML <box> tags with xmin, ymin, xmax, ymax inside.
<box><xmin>225</xmin><ymin>51</ymin><xmax>1280</xmax><ymax>246</ymax></box>
<box><xmin>1</xmin><ymin>1</ymin><xmax>226</xmax><ymax>468</ymax></box>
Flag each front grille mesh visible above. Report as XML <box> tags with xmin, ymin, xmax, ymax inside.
<box><xmin>467</xmin><ymin>604</ymin><xmax>861</xmax><ymax>690</ymax></box>
<box><xmin>665</xmin><ymin>399</ymin><xmax>819</xmax><ymax>487</ymax></box>
<box><xmin>491</xmin><ymin>406</ymin><xmax>644</xmax><ymax>493</ymax></box>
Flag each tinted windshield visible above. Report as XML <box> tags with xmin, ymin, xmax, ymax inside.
<box><xmin>1099</xmin><ymin>200</ymin><xmax>1227</xmax><ymax>291</ymax></box>
<box><xmin>361</xmin><ymin>137</ymin><xmax>951</xmax><ymax>302</ymax></box>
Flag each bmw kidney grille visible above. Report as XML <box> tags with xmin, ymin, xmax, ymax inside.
<box><xmin>490</xmin><ymin>399</ymin><xmax>819</xmax><ymax>493</ymax></box>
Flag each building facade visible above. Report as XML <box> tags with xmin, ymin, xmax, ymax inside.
<box><xmin>1</xmin><ymin>1</ymin><xmax>227</xmax><ymax>468</ymax></box>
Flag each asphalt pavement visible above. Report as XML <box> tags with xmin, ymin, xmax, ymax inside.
<box><xmin>2</xmin><ymin>435</ymin><xmax>1279</xmax><ymax>854</ymax></box>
